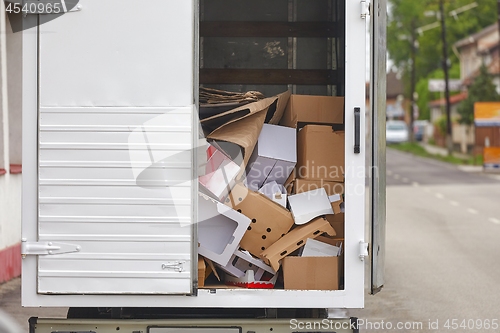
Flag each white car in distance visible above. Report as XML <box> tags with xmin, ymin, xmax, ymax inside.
<box><xmin>386</xmin><ymin>120</ymin><xmax>409</xmax><ymax>144</ymax></box>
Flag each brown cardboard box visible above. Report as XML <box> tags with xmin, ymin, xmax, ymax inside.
<box><xmin>280</xmin><ymin>95</ymin><xmax>344</xmax><ymax>128</ymax></box>
<box><xmin>282</xmin><ymin>256</ymin><xmax>339</xmax><ymax>290</ymax></box>
<box><xmin>326</xmin><ymin>212</ymin><xmax>344</xmax><ymax>238</ymax></box>
<box><xmin>293</xmin><ymin>179</ymin><xmax>344</xmax><ymax>214</ymax></box>
<box><xmin>225</xmin><ymin>183</ymin><xmax>294</xmax><ymax>257</ymax></box>
<box><xmin>296</xmin><ymin>125</ymin><xmax>344</xmax><ymax>182</ymax></box>
<box><xmin>198</xmin><ymin>256</ymin><xmax>219</xmax><ymax>288</ymax></box>
<box><xmin>198</xmin><ymin>256</ymin><xmax>206</xmax><ymax>287</ymax></box>
<box><xmin>315</xmin><ymin>236</ymin><xmax>344</xmax><ymax>284</ymax></box>
<box><xmin>260</xmin><ymin>216</ymin><xmax>336</xmax><ymax>271</ymax></box>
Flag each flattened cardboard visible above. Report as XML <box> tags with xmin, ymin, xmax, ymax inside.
<box><xmin>280</xmin><ymin>94</ymin><xmax>344</xmax><ymax>128</ymax></box>
<box><xmin>198</xmin><ymin>144</ymin><xmax>240</xmax><ymax>200</ymax></box>
<box><xmin>282</xmin><ymin>256</ymin><xmax>339</xmax><ymax>290</ymax></box>
<box><xmin>216</xmin><ymin>249</ymin><xmax>275</xmax><ymax>279</ymax></box>
<box><xmin>246</xmin><ymin>124</ymin><xmax>296</xmax><ymax>190</ymax></box>
<box><xmin>205</xmin><ymin>91</ymin><xmax>290</xmax><ymax>170</ymax></box>
<box><xmin>260</xmin><ymin>217</ymin><xmax>336</xmax><ymax>271</ymax></box>
<box><xmin>296</xmin><ymin>125</ymin><xmax>345</xmax><ymax>182</ymax></box>
<box><xmin>288</xmin><ymin>188</ymin><xmax>334</xmax><ymax>225</ymax></box>
<box><xmin>225</xmin><ymin>183</ymin><xmax>294</xmax><ymax>257</ymax></box>
<box><xmin>293</xmin><ymin>179</ymin><xmax>344</xmax><ymax>214</ymax></box>
<box><xmin>198</xmin><ymin>193</ymin><xmax>251</xmax><ymax>266</ymax></box>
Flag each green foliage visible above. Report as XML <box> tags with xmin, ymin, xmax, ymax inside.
<box><xmin>457</xmin><ymin>64</ymin><xmax>500</xmax><ymax>125</ymax></box>
<box><xmin>434</xmin><ymin>115</ymin><xmax>448</xmax><ymax>136</ymax></box>
<box><xmin>415</xmin><ymin>63</ymin><xmax>460</xmax><ymax>120</ymax></box>
<box><xmin>388</xmin><ymin>0</ymin><xmax>498</xmax><ymax>99</ymax></box>
<box><xmin>388</xmin><ymin>143</ymin><xmax>481</xmax><ymax>165</ymax></box>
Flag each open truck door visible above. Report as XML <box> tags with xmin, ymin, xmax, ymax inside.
<box><xmin>369</xmin><ymin>0</ymin><xmax>387</xmax><ymax>295</ymax></box>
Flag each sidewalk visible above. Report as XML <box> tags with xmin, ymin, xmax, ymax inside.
<box><xmin>419</xmin><ymin>142</ymin><xmax>471</xmax><ymax>160</ymax></box>
<box><xmin>417</xmin><ymin>143</ymin><xmax>500</xmax><ymax>178</ymax></box>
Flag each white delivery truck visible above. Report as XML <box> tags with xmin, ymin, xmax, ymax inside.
<box><xmin>19</xmin><ymin>0</ymin><xmax>387</xmax><ymax>332</ymax></box>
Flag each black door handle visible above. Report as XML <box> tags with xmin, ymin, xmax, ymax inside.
<box><xmin>354</xmin><ymin>107</ymin><xmax>360</xmax><ymax>154</ymax></box>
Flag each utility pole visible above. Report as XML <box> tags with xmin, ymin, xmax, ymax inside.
<box><xmin>409</xmin><ymin>19</ymin><xmax>417</xmax><ymax>143</ymax></box>
<box><xmin>439</xmin><ymin>0</ymin><xmax>453</xmax><ymax>155</ymax></box>
<box><xmin>498</xmin><ymin>0</ymin><xmax>500</xmax><ymax>74</ymax></box>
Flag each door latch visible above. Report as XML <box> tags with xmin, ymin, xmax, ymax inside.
<box><xmin>359</xmin><ymin>241</ymin><xmax>369</xmax><ymax>261</ymax></box>
<box><xmin>162</xmin><ymin>261</ymin><xmax>186</xmax><ymax>272</ymax></box>
<box><xmin>360</xmin><ymin>0</ymin><xmax>369</xmax><ymax>19</ymax></box>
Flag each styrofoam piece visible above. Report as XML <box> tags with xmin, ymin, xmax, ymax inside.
<box><xmin>258</xmin><ymin>181</ymin><xmax>287</xmax><ymax>207</ymax></box>
<box><xmin>288</xmin><ymin>188</ymin><xmax>334</xmax><ymax>225</ymax></box>
<box><xmin>216</xmin><ymin>249</ymin><xmax>276</xmax><ymax>279</ymax></box>
<box><xmin>198</xmin><ymin>193</ymin><xmax>251</xmax><ymax>266</ymax></box>
<box><xmin>224</xmin><ymin>270</ymin><xmax>278</xmax><ymax>289</ymax></box>
<box><xmin>302</xmin><ymin>238</ymin><xmax>341</xmax><ymax>257</ymax></box>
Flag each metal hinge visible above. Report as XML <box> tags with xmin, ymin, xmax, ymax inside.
<box><xmin>21</xmin><ymin>239</ymin><xmax>81</xmax><ymax>257</ymax></box>
<box><xmin>161</xmin><ymin>261</ymin><xmax>186</xmax><ymax>272</ymax></box>
<box><xmin>360</xmin><ymin>0</ymin><xmax>369</xmax><ymax>19</ymax></box>
<box><xmin>359</xmin><ymin>241</ymin><xmax>369</xmax><ymax>261</ymax></box>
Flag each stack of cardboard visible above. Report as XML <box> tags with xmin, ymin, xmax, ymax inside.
<box><xmin>197</xmin><ymin>91</ymin><xmax>346</xmax><ymax>290</ymax></box>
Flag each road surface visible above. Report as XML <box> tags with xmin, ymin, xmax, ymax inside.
<box><xmin>350</xmin><ymin>148</ymin><xmax>500</xmax><ymax>332</ymax></box>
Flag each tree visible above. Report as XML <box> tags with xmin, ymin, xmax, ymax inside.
<box><xmin>457</xmin><ymin>64</ymin><xmax>500</xmax><ymax>125</ymax></box>
<box><xmin>388</xmin><ymin>0</ymin><xmax>498</xmax><ymax>96</ymax></box>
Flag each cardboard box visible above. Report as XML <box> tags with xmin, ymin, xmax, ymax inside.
<box><xmin>198</xmin><ymin>256</ymin><xmax>206</xmax><ymax>287</ymax></box>
<box><xmin>315</xmin><ymin>236</ymin><xmax>344</xmax><ymax>282</ymax></box>
<box><xmin>293</xmin><ymin>179</ymin><xmax>344</xmax><ymax>214</ymax></box>
<box><xmin>245</xmin><ymin>124</ymin><xmax>296</xmax><ymax>190</ymax></box>
<box><xmin>288</xmin><ymin>188</ymin><xmax>334</xmax><ymax>225</ymax></box>
<box><xmin>198</xmin><ymin>193</ymin><xmax>251</xmax><ymax>266</ymax></box>
<box><xmin>280</xmin><ymin>94</ymin><xmax>344</xmax><ymax>128</ymax></box>
<box><xmin>296</xmin><ymin>125</ymin><xmax>344</xmax><ymax>182</ymax></box>
<box><xmin>260</xmin><ymin>216</ymin><xmax>336</xmax><ymax>271</ymax></box>
<box><xmin>326</xmin><ymin>212</ymin><xmax>344</xmax><ymax>238</ymax></box>
<box><xmin>225</xmin><ymin>183</ymin><xmax>295</xmax><ymax>257</ymax></box>
<box><xmin>198</xmin><ymin>144</ymin><xmax>240</xmax><ymax>200</ymax></box>
<box><xmin>258</xmin><ymin>181</ymin><xmax>287</xmax><ymax>207</ymax></box>
<box><xmin>282</xmin><ymin>256</ymin><xmax>339</xmax><ymax>290</ymax></box>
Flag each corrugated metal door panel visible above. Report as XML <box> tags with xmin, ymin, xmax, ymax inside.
<box><xmin>36</xmin><ymin>0</ymin><xmax>195</xmax><ymax>295</ymax></box>
<box><xmin>37</xmin><ymin>107</ymin><xmax>194</xmax><ymax>295</ymax></box>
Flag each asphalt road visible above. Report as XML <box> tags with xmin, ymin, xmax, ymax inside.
<box><xmin>350</xmin><ymin>148</ymin><xmax>500</xmax><ymax>332</ymax></box>
<box><xmin>1</xmin><ymin>148</ymin><xmax>500</xmax><ymax>332</ymax></box>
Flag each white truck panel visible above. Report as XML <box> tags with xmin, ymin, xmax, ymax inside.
<box><xmin>22</xmin><ymin>0</ymin><xmax>372</xmax><ymax>309</ymax></box>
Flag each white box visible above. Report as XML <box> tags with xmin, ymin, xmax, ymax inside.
<box><xmin>288</xmin><ymin>188</ymin><xmax>334</xmax><ymax>225</ymax></box>
<box><xmin>198</xmin><ymin>194</ymin><xmax>251</xmax><ymax>266</ymax></box>
<box><xmin>245</xmin><ymin>124</ymin><xmax>296</xmax><ymax>190</ymax></box>
<box><xmin>258</xmin><ymin>181</ymin><xmax>287</xmax><ymax>207</ymax></box>
<box><xmin>216</xmin><ymin>249</ymin><xmax>275</xmax><ymax>279</ymax></box>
